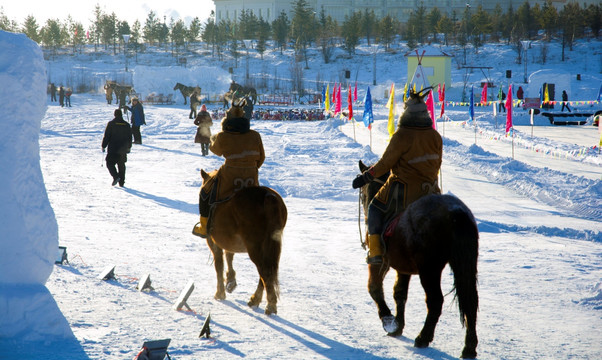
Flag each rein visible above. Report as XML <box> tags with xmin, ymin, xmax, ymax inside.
<box><xmin>357</xmin><ymin>178</ymin><xmax>386</xmax><ymax>250</ymax></box>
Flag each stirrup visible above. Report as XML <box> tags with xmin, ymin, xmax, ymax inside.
<box><xmin>192</xmin><ymin>222</ymin><xmax>208</xmax><ymax>238</ymax></box>
<box><xmin>366</xmin><ymin>255</ymin><xmax>383</xmax><ymax>265</ymax></box>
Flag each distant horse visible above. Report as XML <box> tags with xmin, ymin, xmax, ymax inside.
<box><xmin>229</xmin><ymin>82</ymin><xmax>257</xmax><ymax>104</ymax></box>
<box><xmin>358</xmin><ymin>160</ymin><xmax>479</xmax><ymax>358</ymax></box>
<box><xmin>199</xmin><ymin>169</ymin><xmax>287</xmax><ymax>315</ymax></box>
<box><xmin>108</xmin><ymin>82</ymin><xmax>136</xmax><ymax>109</ymax></box>
<box><xmin>173</xmin><ymin>83</ymin><xmax>201</xmax><ymax>105</ymax></box>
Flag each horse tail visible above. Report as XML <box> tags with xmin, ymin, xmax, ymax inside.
<box><xmin>260</xmin><ymin>189</ymin><xmax>287</xmax><ymax>297</ymax></box>
<box><xmin>448</xmin><ymin>205</ymin><xmax>479</xmax><ymax>328</ymax></box>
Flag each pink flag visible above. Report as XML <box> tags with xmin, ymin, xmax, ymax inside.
<box><xmin>505</xmin><ymin>84</ymin><xmax>513</xmax><ymax>134</ymax></box>
<box><xmin>438</xmin><ymin>83</ymin><xmax>445</xmax><ymax>118</ymax></box>
<box><xmin>334</xmin><ymin>84</ymin><xmax>342</xmax><ymax>115</ymax></box>
<box><xmin>353</xmin><ymin>82</ymin><xmax>358</xmax><ymax>102</ymax></box>
<box><xmin>426</xmin><ymin>90</ymin><xmax>435</xmax><ymax>129</ymax></box>
<box><xmin>481</xmin><ymin>83</ymin><xmax>488</xmax><ymax>105</ymax></box>
<box><xmin>348</xmin><ymin>85</ymin><xmax>353</xmax><ymax>120</ymax></box>
<box><xmin>332</xmin><ymin>83</ymin><xmax>336</xmax><ymax>104</ymax></box>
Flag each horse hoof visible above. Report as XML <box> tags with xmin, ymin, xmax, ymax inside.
<box><xmin>264</xmin><ymin>304</ymin><xmax>277</xmax><ymax>315</ymax></box>
<box><xmin>226</xmin><ymin>280</ymin><xmax>237</xmax><ymax>293</ymax></box>
<box><xmin>382</xmin><ymin>315</ymin><xmax>399</xmax><ymax>335</ymax></box>
<box><xmin>214</xmin><ymin>292</ymin><xmax>226</xmax><ymax>300</ymax></box>
<box><xmin>461</xmin><ymin>348</ymin><xmax>477</xmax><ymax>359</ymax></box>
<box><xmin>414</xmin><ymin>335</ymin><xmax>431</xmax><ymax>348</ymax></box>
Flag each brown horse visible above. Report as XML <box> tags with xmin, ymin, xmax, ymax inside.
<box><xmin>229</xmin><ymin>81</ymin><xmax>257</xmax><ymax>104</ymax></box>
<box><xmin>200</xmin><ymin>169</ymin><xmax>287</xmax><ymax>315</ymax></box>
<box><xmin>358</xmin><ymin>160</ymin><xmax>479</xmax><ymax>358</ymax></box>
<box><xmin>173</xmin><ymin>83</ymin><xmax>200</xmax><ymax>105</ymax></box>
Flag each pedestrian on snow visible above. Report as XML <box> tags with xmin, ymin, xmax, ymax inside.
<box><xmin>59</xmin><ymin>86</ymin><xmax>65</xmax><ymax>107</ymax></box>
<box><xmin>102</xmin><ymin>109</ymin><xmax>132</xmax><ymax>187</ymax></box>
<box><xmin>498</xmin><ymin>88</ymin><xmax>506</xmax><ymax>113</ymax></box>
<box><xmin>352</xmin><ymin>90</ymin><xmax>442</xmax><ymax>265</ymax></box>
<box><xmin>49</xmin><ymin>83</ymin><xmax>57</xmax><ymax>102</ymax></box>
<box><xmin>126</xmin><ymin>97</ymin><xmax>146</xmax><ymax>144</ymax></box>
<box><xmin>194</xmin><ymin>104</ymin><xmax>213</xmax><ymax>156</ymax></box>
<box><xmin>189</xmin><ymin>91</ymin><xmax>201</xmax><ymax>119</ymax></box>
<box><xmin>517</xmin><ymin>86</ymin><xmax>524</xmax><ymax>100</ymax></box>
<box><xmin>65</xmin><ymin>88</ymin><xmax>72</xmax><ymax>107</ymax></box>
<box><xmin>561</xmin><ymin>90</ymin><xmax>571</xmax><ymax>112</ymax></box>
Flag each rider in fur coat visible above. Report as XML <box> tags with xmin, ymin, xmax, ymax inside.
<box><xmin>352</xmin><ymin>90</ymin><xmax>442</xmax><ymax>264</ymax></box>
<box><xmin>193</xmin><ymin>100</ymin><xmax>265</xmax><ymax>238</ymax></box>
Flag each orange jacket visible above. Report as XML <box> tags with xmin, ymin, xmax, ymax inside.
<box><xmin>371</xmin><ymin>125</ymin><xmax>442</xmax><ymax>208</ymax></box>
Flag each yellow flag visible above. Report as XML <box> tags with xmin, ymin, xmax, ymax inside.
<box><xmin>403</xmin><ymin>83</ymin><xmax>408</xmax><ymax>102</ymax></box>
<box><xmin>325</xmin><ymin>84</ymin><xmax>330</xmax><ymax>112</ymax></box>
<box><xmin>544</xmin><ymin>84</ymin><xmax>550</xmax><ymax>103</ymax></box>
<box><xmin>387</xmin><ymin>84</ymin><xmax>395</xmax><ymax>136</ymax></box>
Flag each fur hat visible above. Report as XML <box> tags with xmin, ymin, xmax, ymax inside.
<box><xmin>398</xmin><ymin>88</ymin><xmax>433</xmax><ymax>128</ymax></box>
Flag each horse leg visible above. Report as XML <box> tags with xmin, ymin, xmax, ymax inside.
<box><xmin>248</xmin><ymin>278</ymin><xmax>264</xmax><ymax>309</ymax></box>
<box><xmin>206</xmin><ymin>239</ymin><xmax>226</xmax><ymax>300</ymax></box>
<box><xmin>368</xmin><ymin>264</ymin><xmax>398</xmax><ymax>334</ymax></box>
<box><xmin>225</xmin><ymin>251</ymin><xmax>237</xmax><ymax>293</ymax></box>
<box><xmin>390</xmin><ymin>273</ymin><xmax>411</xmax><ymax>337</ymax></box>
<box><xmin>414</xmin><ymin>268</ymin><xmax>444</xmax><ymax>348</ymax></box>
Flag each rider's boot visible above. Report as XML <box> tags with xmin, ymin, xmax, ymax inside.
<box><xmin>192</xmin><ymin>216</ymin><xmax>209</xmax><ymax>238</ymax></box>
<box><xmin>367</xmin><ymin>234</ymin><xmax>383</xmax><ymax>265</ymax></box>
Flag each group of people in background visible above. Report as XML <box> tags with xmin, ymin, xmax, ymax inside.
<box><xmin>48</xmin><ymin>83</ymin><xmax>72</xmax><ymax>107</ymax></box>
<box><xmin>206</xmin><ymin>108</ymin><xmax>326</xmax><ymax>121</ymax></box>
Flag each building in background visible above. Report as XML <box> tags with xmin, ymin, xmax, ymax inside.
<box><xmin>212</xmin><ymin>0</ymin><xmax>600</xmax><ymax>23</ymax></box>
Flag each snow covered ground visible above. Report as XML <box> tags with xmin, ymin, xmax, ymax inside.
<box><xmin>1</xmin><ymin>29</ymin><xmax>601</xmax><ymax>359</ymax></box>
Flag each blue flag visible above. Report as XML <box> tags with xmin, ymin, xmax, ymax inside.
<box><xmin>597</xmin><ymin>83</ymin><xmax>602</xmax><ymax>102</ymax></box>
<box><xmin>321</xmin><ymin>85</ymin><xmax>326</xmax><ymax>104</ymax></box>
<box><xmin>363</xmin><ymin>87</ymin><xmax>373</xmax><ymax>129</ymax></box>
<box><xmin>468</xmin><ymin>86</ymin><xmax>474</xmax><ymax>123</ymax></box>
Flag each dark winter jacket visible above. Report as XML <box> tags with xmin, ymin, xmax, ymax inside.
<box><xmin>127</xmin><ymin>102</ymin><xmax>146</xmax><ymax>126</ymax></box>
<box><xmin>102</xmin><ymin>116</ymin><xmax>132</xmax><ymax>155</ymax></box>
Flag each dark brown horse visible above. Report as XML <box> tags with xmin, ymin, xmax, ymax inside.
<box><xmin>173</xmin><ymin>83</ymin><xmax>200</xmax><ymax>105</ymax></box>
<box><xmin>358</xmin><ymin>160</ymin><xmax>479</xmax><ymax>358</ymax></box>
<box><xmin>200</xmin><ymin>169</ymin><xmax>287</xmax><ymax>315</ymax></box>
<box><xmin>229</xmin><ymin>81</ymin><xmax>257</xmax><ymax>104</ymax></box>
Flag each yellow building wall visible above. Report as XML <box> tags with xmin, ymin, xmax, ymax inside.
<box><xmin>407</xmin><ymin>56</ymin><xmax>452</xmax><ymax>89</ymax></box>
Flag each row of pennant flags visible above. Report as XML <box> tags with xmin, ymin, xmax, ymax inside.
<box><xmin>321</xmin><ymin>81</ymin><xmax>602</xmax><ymax>145</ymax></box>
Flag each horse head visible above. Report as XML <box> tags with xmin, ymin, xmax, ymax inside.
<box><xmin>173</xmin><ymin>83</ymin><xmax>182</xmax><ymax>90</ymax></box>
<box><xmin>358</xmin><ymin>160</ymin><xmax>389</xmax><ymax>212</ymax></box>
<box><xmin>200</xmin><ymin>169</ymin><xmax>218</xmax><ymax>184</ymax></box>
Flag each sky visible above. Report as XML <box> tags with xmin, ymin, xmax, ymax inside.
<box><xmin>0</xmin><ymin>28</ymin><xmax>601</xmax><ymax>359</ymax></box>
<box><xmin>1</xmin><ymin>0</ymin><xmax>215</xmax><ymax>28</ymax></box>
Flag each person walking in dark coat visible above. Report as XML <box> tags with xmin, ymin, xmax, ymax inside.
<box><xmin>561</xmin><ymin>90</ymin><xmax>571</xmax><ymax>112</ymax></box>
<box><xmin>49</xmin><ymin>83</ymin><xmax>57</xmax><ymax>102</ymax></box>
<box><xmin>59</xmin><ymin>86</ymin><xmax>65</xmax><ymax>107</ymax></box>
<box><xmin>102</xmin><ymin>109</ymin><xmax>132</xmax><ymax>187</ymax></box>
<box><xmin>126</xmin><ymin>97</ymin><xmax>146</xmax><ymax>144</ymax></box>
<box><xmin>189</xmin><ymin>91</ymin><xmax>201</xmax><ymax>119</ymax></box>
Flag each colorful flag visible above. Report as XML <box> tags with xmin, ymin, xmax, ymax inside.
<box><xmin>347</xmin><ymin>85</ymin><xmax>353</xmax><ymax>121</ymax></box>
<box><xmin>597</xmin><ymin>83</ymin><xmax>601</xmax><ymax>102</ymax></box>
<box><xmin>353</xmin><ymin>82</ymin><xmax>358</xmax><ymax>103</ymax></box>
<box><xmin>332</xmin><ymin>82</ymin><xmax>336</xmax><ymax>104</ymax></box>
<box><xmin>363</xmin><ymin>87</ymin><xmax>373</xmax><ymax>129</ymax></box>
<box><xmin>438</xmin><ymin>83</ymin><xmax>446</xmax><ymax>118</ymax></box>
<box><xmin>403</xmin><ymin>82</ymin><xmax>409</xmax><ymax>102</ymax></box>
<box><xmin>334</xmin><ymin>84</ymin><xmax>342</xmax><ymax>115</ymax></box>
<box><xmin>426</xmin><ymin>90</ymin><xmax>435</xmax><ymax>129</ymax></box>
<box><xmin>386</xmin><ymin>83</ymin><xmax>395</xmax><ymax>136</ymax></box>
<box><xmin>324</xmin><ymin>84</ymin><xmax>330</xmax><ymax>113</ymax></box>
<box><xmin>539</xmin><ymin>86</ymin><xmax>543</xmax><ymax>108</ymax></box>
<box><xmin>469</xmin><ymin>86</ymin><xmax>474</xmax><ymax>123</ymax></box>
<box><xmin>481</xmin><ymin>82</ymin><xmax>488</xmax><ymax>105</ymax></box>
<box><xmin>505</xmin><ymin>84</ymin><xmax>513</xmax><ymax>134</ymax></box>
<box><xmin>544</xmin><ymin>84</ymin><xmax>550</xmax><ymax>104</ymax></box>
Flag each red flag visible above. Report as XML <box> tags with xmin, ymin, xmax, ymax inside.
<box><xmin>481</xmin><ymin>82</ymin><xmax>488</xmax><ymax>105</ymax></box>
<box><xmin>505</xmin><ymin>84</ymin><xmax>513</xmax><ymax>134</ymax></box>
<box><xmin>353</xmin><ymin>82</ymin><xmax>358</xmax><ymax>102</ymax></box>
<box><xmin>438</xmin><ymin>83</ymin><xmax>445</xmax><ymax>118</ymax></box>
<box><xmin>332</xmin><ymin>82</ymin><xmax>336</xmax><ymax>104</ymax></box>
<box><xmin>334</xmin><ymin>84</ymin><xmax>342</xmax><ymax>115</ymax></box>
<box><xmin>426</xmin><ymin>90</ymin><xmax>435</xmax><ymax>129</ymax></box>
<box><xmin>348</xmin><ymin>85</ymin><xmax>353</xmax><ymax>120</ymax></box>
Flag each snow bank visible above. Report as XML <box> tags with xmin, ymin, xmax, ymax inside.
<box><xmin>0</xmin><ymin>30</ymin><xmax>70</xmax><ymax>341</ymax></box>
